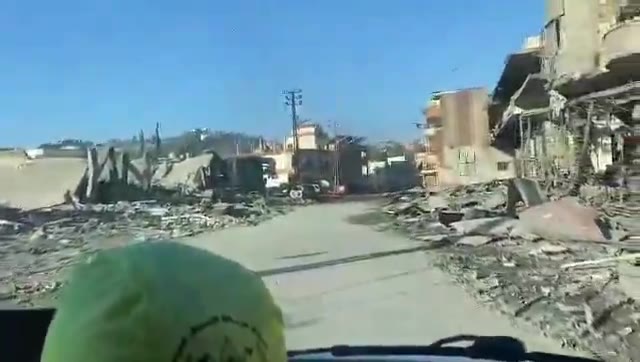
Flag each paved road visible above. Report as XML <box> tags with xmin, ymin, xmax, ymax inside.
<box><xmin>183</xmin><ymin>201</ymin><xmax>584</xmax><ymax>356</ymax></box>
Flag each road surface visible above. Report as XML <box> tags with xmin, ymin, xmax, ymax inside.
<box><xmin>183</xmin><ymin>201</ymin><xmax>585</xmax><ymax>356</ymax></box>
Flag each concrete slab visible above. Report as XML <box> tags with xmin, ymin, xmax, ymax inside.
<box><xmin>0</xmin><ymin>157</ymin><xmax>86</xmax><ymax>210</ymax></box>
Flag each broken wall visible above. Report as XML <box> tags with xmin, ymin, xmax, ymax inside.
<box><xmin>0</xmin><ymin>154</ymin><xmax>87</xmax><ymax>210</ymax></box>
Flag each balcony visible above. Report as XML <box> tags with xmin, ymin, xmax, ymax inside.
<box><xmin>602</xmin><ymin>19</ymin><xmax>640</xmax><ymax>69</ymax></box>
<box><xmin>618</xmin><ymin>0</ymin><xmax>640</xmax><ymax>21</ymax></box>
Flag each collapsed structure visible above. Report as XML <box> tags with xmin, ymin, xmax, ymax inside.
<box><xmin>408</xmin><ymin>3</ymin><xmax>640</xmax><ymax>357</ymax></box>
<box><xmin>492</xmin><ymin>0</ymin><xmax>639</xmax><ymax>194</ymax></box>
<box><xmin>0</xmin><ymin>146</ymin><xmax>269</xmax><ymax>210</ymax></box>
<box><xmin>420</xmin><ymin>0</ymin><xmax>639</xmax><ymax>207</ymax></box>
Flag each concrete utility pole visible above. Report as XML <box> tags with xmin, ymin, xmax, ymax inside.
<box><xmin>329</xmin><ymin>120</ymin><xmax>341</xmax><ymax>188</ymax></box>
<box><xmin>283</xmin><ymin>89</ymin><xmax>302</xmax><ymax>179</ymax></box>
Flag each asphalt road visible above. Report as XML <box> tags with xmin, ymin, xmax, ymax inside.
<box><xmin>183</xmin><ymin>201</ymin><xmax>585</xmax><ymax>357</ymax></box>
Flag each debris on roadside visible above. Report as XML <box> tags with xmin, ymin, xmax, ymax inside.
<box><xmin>378</xmin><ymin>178</ymin><xmax>640</xmax><ymax>360</ymax></box>
<box><xmin>0</xmin><ymin>141</ymin><xmax>323</xmax><ymax>306</ymax></box>
<box><xmin>0</xmin><ymin>193</ymin><xmax>304</xmax><ymax>307</ymax></box>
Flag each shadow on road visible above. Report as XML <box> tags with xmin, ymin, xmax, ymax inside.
<box><xmin>278</xmin><ymin>251</ymin><xmax>328</xmax><ymax>260</ymax></box>
<box><xmin>256</xmin><ymin>243</ymin><xmax>448</xmax><ymax>277</ymax></box>
<box><xmin>290</xmin><ymin>334</ymin><xmax>600</xmax><ymax>361</ymax></box>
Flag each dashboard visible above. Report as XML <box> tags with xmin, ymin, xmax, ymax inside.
<box><xmin>0</xmin><ymin>308</ymin><xmax>600</xmax><ymax>362</ymax></box>
<box><xmin>290</xmin><ymin>352</ymin><xmax>499</xmax><ymax>362</ymax></box>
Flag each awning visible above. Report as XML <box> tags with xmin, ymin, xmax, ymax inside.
<box><xmin>492</xmin><ymin>49</ymin><xmax>542</xmax><ymax>104</ymax></box>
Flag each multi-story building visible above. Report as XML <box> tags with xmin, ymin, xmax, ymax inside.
<box><xmin>492</xmin><ymin>0</ymin><xmax>640</xmax><ymax>188</ymax></box>
<box><xmin>265</xmin><ymin>124</ymin><xmax>369</xmax><ymax>191</ymax></box>
<box><xmin>284</xmin><ymin>123</ymin><xmax>330</xmax><ymax>150</ymax></box>
<box><xmin>420</xmin><ymin>91</ymin><xmax>448</xmax><ymax>187</ymax></box>
<box><xmin>421</xmin><ymin>88</ymin><xmax>516</xmax><ymax>188</ymax></box>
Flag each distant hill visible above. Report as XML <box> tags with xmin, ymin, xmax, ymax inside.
<box><xmin>106</xmin><ymin>129</ymin><xmax>268</xmax><ymax>159</ymax></box>
<box><xmin>38</xmin><ymin>139</ymin><xmax>94</xmax><ymax>150</ymax></box>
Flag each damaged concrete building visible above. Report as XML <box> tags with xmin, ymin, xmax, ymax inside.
<box><xmin>492</xmin><ymin>0</ymin><xmax>640</xmax><ymax>194</ymax></box>
<box><xmin>421</xmin><ymin>88</ymin><xmax>515</xmax><ymax>188</ymax></box>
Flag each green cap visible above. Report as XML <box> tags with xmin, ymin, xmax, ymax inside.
<box><xmin>41</xmin><ymin>241</ymin><xmax>286</xmax><ymax>362</ymax></box>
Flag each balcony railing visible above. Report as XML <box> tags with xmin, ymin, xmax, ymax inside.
<box><xmin>602</xmin><ymin>19</ymin><xmax>640</xmax><ymax>68</ymax></box>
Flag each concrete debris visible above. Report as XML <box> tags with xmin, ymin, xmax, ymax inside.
<box><xmin>426</xmin><ymin>194</ymin><xmax>450</xmax><ymax>210</ymax></box>
<box><xmin>518</xmin><ymin>197</ymin><xmax>606</xmax><ymax>243</ymax></box>
<box><xmin>508</xmin><ymin>222</ymin><xmax>542</xmax><ymax>241</ymax></box>
<box><xmin>380</xmin><ymin>178</ymin><xmax>640</xmax><ymax>360</ymax></box>
<box><xmin>538</xmin><ymin>243</ymin><xmax>570</xmax><ymax>256</ymax></box>
<box><xmin>0</xmin><ymin>193</ymin><xmax>304</xmax><ymax>307</ymax></box>
<box><xmin>0</xmin><ymin>146</ymin><xmax>288</xmax><ymax>211</ymax></box>
<box><xmin>509</xmin><ymin>178</ymin><xmax>547</xmax><ymax>207</ymax></box>
<box><xmin>437</xmin><ymin>210</ymin><xmax>464</xmax><ymax>225</ymax></box>
<box><xmin>449</xmin><ymin>217</ymin><xmax>516</xmax><ymax>237</ymax></box>
<box><xmin>0</xmin><ymin>219</ymin><xmax>24</xmax><ymax>234</ymax></box>
<box><xmin>456</xmin><ymin>235</ymin><xmax>493</xmax><ymax>247</ymax></box>
<box><xmin>561</xmin><ymin>253</ymin><xmax>640</xmax><ymax>270</ymax></box>
<box><xmin>481</xmin><ymin>190</ymin><xmax>507</xmax><ymax>210</ymax></box>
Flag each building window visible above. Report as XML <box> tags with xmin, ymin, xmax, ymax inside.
<box><xmin>497</xmin><ymin>162</ymin><xmax>510</xmax><ymax>171</ymax></box>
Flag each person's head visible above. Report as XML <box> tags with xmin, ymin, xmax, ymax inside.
<box><xmin>41</xmin><ymin>241</ymin><xmax>286</xmax><ymax>362</ymax></box>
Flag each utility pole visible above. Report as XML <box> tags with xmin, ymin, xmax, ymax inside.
<box><xmin>329</xmin><ymin>120</ymin><xmax>341</xmax><ymax>189</ymax></box>
<box><xmin>283</xmin><ymin>89</ymin><xmax>302</xmax><ymax>181</ymax></box>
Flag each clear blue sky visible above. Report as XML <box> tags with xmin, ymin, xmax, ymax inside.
<box><xmin>0</xmin><ymin>0</ymin><xmax>543</xmax><ymax>147</ymax></box>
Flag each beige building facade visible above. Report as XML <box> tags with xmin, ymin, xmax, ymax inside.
<box><xmin>422</xmin><ymin>88</ymin><xmax>516</xmax><ymax>188</ymax></box>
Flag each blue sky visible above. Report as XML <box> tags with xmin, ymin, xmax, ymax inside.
<box><xmin>0</xmin><ymin>0</ymin><xmax>543</xmax><ymax>147</ymax></box>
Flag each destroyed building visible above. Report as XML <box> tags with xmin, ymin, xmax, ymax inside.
<box><xmin>491</xmin><ymin>0</ymin><xmax>640</xmax><ymax>193</ymax></box>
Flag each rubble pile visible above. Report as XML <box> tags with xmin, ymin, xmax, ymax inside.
<box><xmin>381</xmin><ymin>181</ymin><xmax>640</xmax><ymax>361</ymax></box>
<box><xmin>0</xmin><ymin>195</ymin><xmax>298</xmax><ymax>306</ymax></box>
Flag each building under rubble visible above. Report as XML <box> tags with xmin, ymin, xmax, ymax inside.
<box><xmin>491</xmin><ymin>0</ymin><xmax>640</xmax><ymax>193</ymax></box>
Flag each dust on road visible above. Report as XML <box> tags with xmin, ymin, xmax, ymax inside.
<box><xmin>182</xmin><ymin>201</ymin><xmax>587</xmax><ymax>357</ymax></box>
